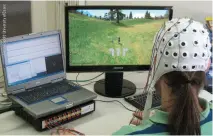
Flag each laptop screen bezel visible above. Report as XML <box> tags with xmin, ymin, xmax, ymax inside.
<box><xmin>0</xmin><ymin>30</ymin><xmax>66</xmax><ymax>94</ymax></box>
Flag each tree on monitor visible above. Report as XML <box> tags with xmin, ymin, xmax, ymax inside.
<box><xmin>108</xmin><ymin>9</ymin><xmax>115</xmax><ymax>21</ymax></box>
<box><xmin>108</xmin><ymin>9</ymin><xmax>125</xmax><ymax>23</ymax></box>
<box><xmin>115</xmin><ymin>9</ymin><xmax>125</xmax><ymax>23</ymax></box>
<box><xmin>145</xmin><ymin>11</ymin><xmax>152</xmax><ymax>19</ymax></box>
<box><xmin>104</xmin><ymin>13</ymin><xmax>108</xmax><ymax>20</ymax></box>
<box><xmin>129</xmin><ymin>11</ymin><xmax>133</xmax><ymax>19</ymax></box>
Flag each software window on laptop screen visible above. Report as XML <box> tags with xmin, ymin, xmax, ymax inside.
<box><xmin>3</xmin><ymin>34</ymin><xmax>63</xmax><ymax>86</ymax></box>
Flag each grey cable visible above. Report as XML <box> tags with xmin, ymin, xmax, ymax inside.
<box><xmin>95</xmin><ymin>100</ymin><xmax>135</xmax><ymax>112</ymax></box>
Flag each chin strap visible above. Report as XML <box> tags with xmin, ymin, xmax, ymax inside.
<box><xmin>142</xmin><ymin>87</ymin><xmax>154</xmax><ymax>121</ymax></box>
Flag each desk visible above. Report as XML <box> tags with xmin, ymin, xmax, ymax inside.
<box><xmin>0</xmin><ymin>72</ymin><xmax>212</xmax><ymax>135</ymax></box>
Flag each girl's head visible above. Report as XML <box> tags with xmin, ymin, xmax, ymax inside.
<box><xmin>145</xmin><ymin>18</ymin><xmax>211</xmax><ymax>135</ymax></box>
<box><xmin>147</xmin><ymin>18</ymin><xmax>211</xmax><ymax>87</ymax></box>
<box><xmin>155</xmin><ymin>71</ymin><xmax>206</xmax><ymax>135</ymax></box>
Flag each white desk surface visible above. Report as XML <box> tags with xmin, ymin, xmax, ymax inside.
<box><xmin>0</xmin><ymin>72</ymin><xmax>212</xmax><ymax>135</ymax></box>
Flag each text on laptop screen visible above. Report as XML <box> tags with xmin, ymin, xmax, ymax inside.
<box><xmin>3</xmin><ymin>34</ymin><xmax>64</xmax><ymax>86</ymax></box>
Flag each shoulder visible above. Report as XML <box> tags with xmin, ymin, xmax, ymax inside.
<box><xmin>113</xmin><ymin>119</ymin><xmax>168</xmax><ymax>135</ymax></box>
<box><xmin>200</xmin><ymin>100</ymin><xmax>212</xmax><ymax>135</ymax></box>
<box><xmin>209</xmin><ymin>101</ymin><xmax>213</xmax><ymax>109</ymax></box>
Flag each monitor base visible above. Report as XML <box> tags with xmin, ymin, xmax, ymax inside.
<box><xmin>94</xmin><ymin>72</ymin><xmax>136</xmax><ymax>98</ymax></box>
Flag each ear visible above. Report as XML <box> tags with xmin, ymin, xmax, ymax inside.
<box><xmin>155</xmin><ymin>77</ymin><xmax>164</xmax><ymax>95</ymax></box>
<box><xmin>161</xmin><ymin>76</ymin><xmax>174</xmax><ymax>94</ymax></box>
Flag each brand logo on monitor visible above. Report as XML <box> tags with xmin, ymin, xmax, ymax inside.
<box><xmin>113</xmin><ymin>67</ymin><xmax>123</xmax><ymax>70</ymax></box>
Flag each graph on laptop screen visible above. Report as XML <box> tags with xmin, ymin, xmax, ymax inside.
<box><xmin>68</xmin><ymin>9</ymin><xmax>169</xmax><ymax>66</ymax></box>
<box><xmin>3</xmin><ymin>34</ymin><xmax>64</xmax><ymax>86</ymax></box>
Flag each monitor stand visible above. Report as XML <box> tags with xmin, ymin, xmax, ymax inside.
<box><xmin>94</xmin><ymin>72</ymin><xmax>136</xmax><ymax>98</ymax></box>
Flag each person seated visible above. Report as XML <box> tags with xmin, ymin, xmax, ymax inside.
<box><xmin>113</xmin><ymin>18</ymin><xmax>212</xmax><ymax>135</ymax></box>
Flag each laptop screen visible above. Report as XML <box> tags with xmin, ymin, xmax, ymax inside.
<box><xmin>3</xmin><ymin>33</ymin><xmax>64</xmax><ymax>86</ymax></box>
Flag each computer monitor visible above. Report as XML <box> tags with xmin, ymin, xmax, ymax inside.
<box><xmin>65</xmin><ymin>6</ymin><xmax>173</xmax><ymax>97</ymax></box>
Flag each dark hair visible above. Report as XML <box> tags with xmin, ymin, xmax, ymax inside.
<box><xmin>163</xmin><ymin>71</ymin><xmax>206</xmax><ymax>135</ymax></box>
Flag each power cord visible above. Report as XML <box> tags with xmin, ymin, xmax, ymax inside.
<box><xmin>0</xmin><ymin>98</ymin><xmax>12</xmax><ymax>114</ymax></box>
<box><xmin>78</xmin><ymin>80</ymin><xmax>144</xmax><ymax>90</ymax></box>
<box><xmin>69</xmin><ymin>73</ymin><xmax>104</xmax><ymax>83</ymax></box>
<box><xmin>79</xmin><ymin>80</ymin><xmax>97</xmax><ymax>87</ymax></box>
<box><xmin>0</xmin><ymin>92</ymin><xmax>7</xmax><ymax>98</ymax></box>
<box><xmin>0</xmin><ymin>98</ymin><xmax>12</xmax><ymax>105</ymax></box>
<box><xmin>0</xmin><ymin>75</ymin><xmax>4</xmax><ymax>89</ymax></box>
<box><xmin>76</xmin><ymin>73</ymin><xmax>80</xmax><ymax>86</ymax></box>
<box><xmin>95</xmin><ymin>100</ymin><xmax>135</xmax><ymax>112</ymax></box>
<box><xmin>71</xmin><ymin>72</ymin><xmax>144</xmax><ymax>83</ymax></box>
<box><xmin>0</xmin><ymin>92</ymin><xmax>11</xmax><ymax>106</ymax></box>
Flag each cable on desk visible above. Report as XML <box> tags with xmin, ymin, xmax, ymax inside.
<box><xmin>0</xmin><ymin>92</ymin><xmax>7</xmax><ymax>98</ymax></box>
<box><xmin>71</xmin><ymin>72</ymin><xmax>145</xmax><ymax>89</ymax></box>
<box><xmin>75</xmin><ymin>73</ymin><xmax>80</xmax><ymax>86</ymax></box>
<box><xmin>0</xmin><ymin>103</ymin><xmax>23</xmax><ymax>114</ymax></box>
<box><xmin>0</xmin><ymin>106</ymin><xmax>12</xmax><ymax>114</ymax></box>
<box><xmin>78</xmin><ymin>80</ymin><xmax>106</xmax><ymax>87</ymax></box>
<box><xmin>72</xmin><ymin>71</ymin><xmax>144</xmax><ymax>83</ymax></box>
<box><xmin>95</xmin><ymin>100</ymin><xmax>135</xmax><ymax>112</ymax></box>
<box><xmin>79</xmin><ymin>81</ymin><xmax>97</xmax><ymax>86</ymax></box>
<box><xmin>0</xmin><ymin>97</ymin><xmax>12</xmax><ymax>105</ymax></box>
<box><xmin>78</xmin><ymin>80</ymin><xmax>144</xmax><ymax>90</ymax></box>
<box><xmin>69</xmin><ymin>73</ymin><xmax>104</xmax><ymax>83</ymax></box>
<box><xmin>70</xmin><ymin>72</ymin><xmax>146</xmax><ymax>85</ymax></box>
<box><xmin>0</xmin><ymin>98</ymin><xmax>13</xmax><ymax>114</ymax></box>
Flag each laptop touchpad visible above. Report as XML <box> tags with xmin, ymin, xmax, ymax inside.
<box><xmin>50</xmin><ymin>97</ymin><xmax>68</xmax><ymax>105</ymax></box>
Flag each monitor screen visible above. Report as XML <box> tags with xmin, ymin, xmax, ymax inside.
<box><xmin>66</xmin><ymin>7</ymin><xmax>171</xmax><ymax>70</ymax></box>
<box><xmin>2</xmin><ymin>34</ymin><xmax>64</xmax><ymax>86</ymax></box>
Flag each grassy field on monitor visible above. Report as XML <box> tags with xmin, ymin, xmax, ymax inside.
<box><xmin>69</xmin><ymin>13</ymin><xmax>165</xmax><ymax>66</ymax></box>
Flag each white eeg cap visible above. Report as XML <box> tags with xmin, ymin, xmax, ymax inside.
<box><xmin>143</xmin><ymin>18</ymin><xmax>212</xmax><ymax>119</ymax></box>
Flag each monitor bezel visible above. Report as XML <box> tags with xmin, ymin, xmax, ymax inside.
<box><xmin>65</xmin><ymin>6</ymin><xmax>173</xmax><ymax>72</ymax></box>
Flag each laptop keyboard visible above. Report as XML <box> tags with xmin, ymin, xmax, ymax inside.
<box><xmin>15</xmin><ymin>81</ymin><xmax>80</xmax><ymax>104</ymax></box>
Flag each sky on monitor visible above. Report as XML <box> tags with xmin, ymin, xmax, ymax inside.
<box><xmin>76</xmin><ymin>9</ymin><xmax>167</xmax><ymax>18</ymax></box>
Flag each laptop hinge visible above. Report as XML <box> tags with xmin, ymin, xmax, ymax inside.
<box><xmin>51</xmin><ymin>77</ymin><xmax>64</xmax><ymax>83</ymax></box>
<box><xmin>11</xmin><ymin>88</ymin><xmax>25</xmax><ymax>95</ymax></box>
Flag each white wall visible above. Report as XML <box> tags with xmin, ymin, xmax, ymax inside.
<box><xmin>31</xmin><ymin>1</ymin><xmax>67</xmax><ymax>51</ymax></box>
<box><xmin>31</xmin><ymin>0</ymin><xmax>212</xmax><ymax>35</ymax></box>
<box><xmin>31</xmin><ymin>1</ymin><xmax>54</xmax><ymax>33</ymax></box>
